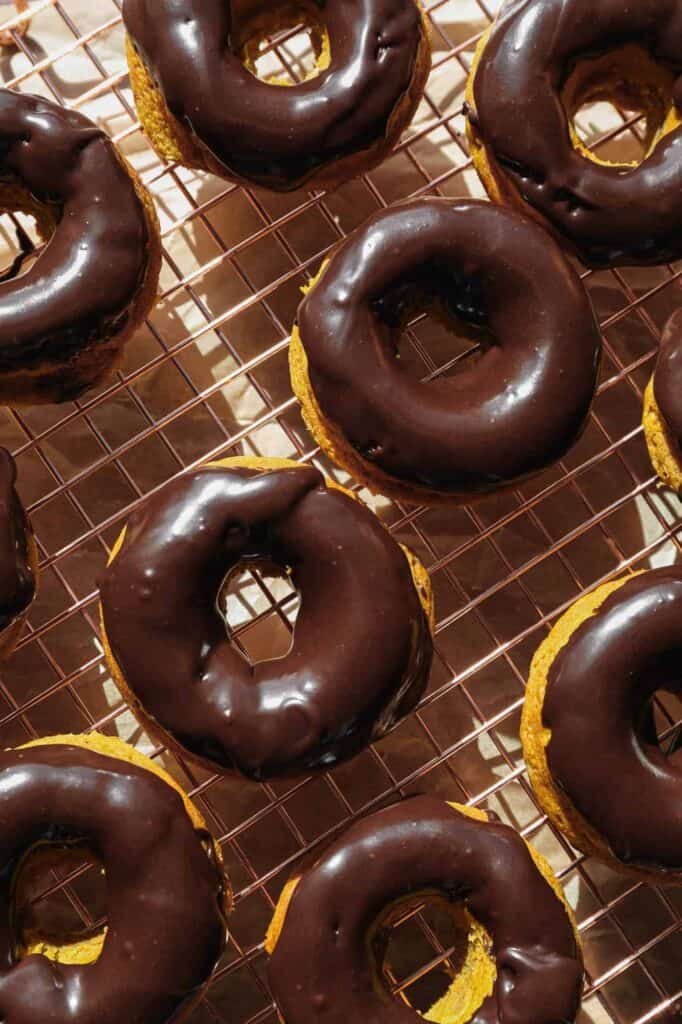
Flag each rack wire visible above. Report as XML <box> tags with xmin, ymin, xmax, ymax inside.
<box><xmin>0</xmin><ymin>1</ymin><xmax>680</xmax><ymax>1021</ymax></box>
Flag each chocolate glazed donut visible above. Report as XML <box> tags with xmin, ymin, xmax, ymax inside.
<box><xmin>291</xmin><ymin>198</ymin><xmax>601</xmax><ymax>502</ymax></box>
<box><xmin>122</xmin><ymin>0</ymin><xmax>430</xmax><ymax>191</ymax></box>
<box><xmin>0</xmin><ymin>743</ymin><xmax>227</xmax><ymax>1024</ymax></box>
<box><xmin>468</xmin><ymin>0</ymin><xmax>682</xmax><ymax>267</ymax></box>
<box><xmin>99</xmin><ymin>462</ymin><xmax>433</xmax><ymax>780</ymax></box>
<box><xmin>267</xmin><ymin>797</ymin><xmax>583</xmax><ymax>1024</ymax></box>
<box><xmin>0</xmin><ymin>90</ymin><xmax>160</xmax><ymax>405</ymax></box>
<box><xmin>541</xmin><ymin>568</ymin><xmax>682</xmax><ymax>876</ymax></box>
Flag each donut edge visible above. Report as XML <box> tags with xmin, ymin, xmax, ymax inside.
<box><xmin>124</xmin><ymin>0</ymin><xmax>432</xmax><ymax>192</ymax></box>
<box><xmin>98</xmin><ymin>455</ymin><xmax>435</xmax><ymax>778</ymax></box>
<box><xmin>521</xmin><ymin>570</ymin><xmax>682</xmax><ymax>885</ymax></box>
<box><xmin>642</xmin><ymin>376</ymin><xmax>682</xmax><ymax>495</ymax></box>
<box><xmin>264</xmin><ymin>800</ymin><xmax>582</xmax><ymax>1024</ymax></box>
<box><xmin>0</xmin><ymin>525</ymin><xmax>39</xmax><ymax>660</ymax></box>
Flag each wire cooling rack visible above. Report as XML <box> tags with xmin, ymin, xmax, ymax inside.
<box><xmin>0</xmin><ymin>1</ymin><xmax>680</xmax><ymax>1022</ymax></box>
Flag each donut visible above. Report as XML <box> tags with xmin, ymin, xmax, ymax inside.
<box><xmin>522</xmin><ymin>567</ymin><xmax>682</xmax><ymax>883</ymax></box>
<box><xmin>0</xmin><ymin>732</ymin><xmax>229</xmax><ymax>1023</ymax></box>
<box><xmin>643</xmin><ymin>309</ymin><xmax>682</xmax><ymax>493</ymax></box>
<box><xmin>0</xmin><ymin>448</ymin><xmax>37</xmax><ymax>657</ymax></box>
<box><xmin>290</xmin><ymin>198</ymin><xmax>602</xmax><ymax>504</ymax></box>
<box><xmin>99</xmin><ymin>456</ymin><xmax>434</xmax><ymax>780</ymax></box>
<box><xmin>265</xmin><ymin>796</ymin><xmax>583</xmax><ymax>1024</ymax></box>
<box><xmin>122</xmin><ymin>0</ymin><xmax>431</xmax><ymax>192</ymax></box>
<box><xmin>0</xmin><ymin>89</ymin><xmax>161</xmax><ymax>405</ymax></box>
<box><xmin>466</xmin><ymin>0</ymin><xmax>682</xmax><ymax>268</ymax></box>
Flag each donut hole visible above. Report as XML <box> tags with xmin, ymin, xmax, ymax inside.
<box><xmin>376</xmin><ymin>275</ymin><xmax>493</xmax><ymax>383</ymax></box>
<box><xmin>221</xmin><ymin>559</ymin><xmax>299</xmax><ymax>663</ymax></box>
<box><xmin>0</xmin><ymin>191</ymin><xmax>55</xmax><ymax>282</ymax></box>
<box><xmin>563</xmin><ymin>45</ymin><xmax>678</xmax><ymax>167</ymax></box>
<box><xmin>234</xmin><ymin>1</ymin><xmax>330</xmax><ymax>86</ymax></box>
<box><xmin>370</xmin><ymin>893</ymin><xmax>495</xmax><ymax>1023</ymax></box>
<box><xmin>12</xmin><ymin>841</ymin><xmax>107</xmax><ymax>966</ymax></box>
<box><xmin>647</xmin><ymin>688</ymin><xmax>682</xmax><ymax>762</ymax></box>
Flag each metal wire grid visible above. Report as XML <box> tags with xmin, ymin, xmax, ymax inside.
<box><xmin>0</xmin><ymin>0</ymin><xmax>679</xmax><ymax>1021</ymax></box>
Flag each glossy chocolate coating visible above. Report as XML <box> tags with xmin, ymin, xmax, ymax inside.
<box><xmin>471</xmin><ymin>0</ymin><xmax>682</xmax><ymax>267</ymax></box>
<box><xmin>0</xmin><ymin>90</ymin><xmax>150</xmax><ymax>375</ymax></box>
<box><xmin>268</xmin><ymin>796</ymin><xmax>583</xmax><ymax>1024</ymax></box>
<box><xmin>122</xmin><ymin>0</ymin><xmax>426</xmax><ymax>190</ymax></box>
<box><xmin>653</xmin><ymin>309</ymin><xmax>682</xmax><ymax>457</ymax></box>
<box><xmin>0</xmin><ymin>449</ymin><xmax>34</xmax><ymax>632</ymax></box>
<box><xmin>99</xmin><ymin>465</ymin><xmax>432</xmax><ymax>780</ymax></box>
<box><xmin>0</xmin><ymin>743</ymin><xmax>227</xmax><ymax>1024</ymax></box>
<box><xmin>298</xmin><ymin>198</ymin><xmax>601</xmax><ymax>497</ymax></box>
<box><xmin>545</xmin><ymin>568</ymin><xmax>682</xmax><ymax>871</ymax></box>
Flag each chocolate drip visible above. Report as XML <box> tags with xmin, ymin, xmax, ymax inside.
<box><xmin>653</xmin><ymin>309</ymin><xmax>682</xmax><ymax>458</ymax></box>
<box><xmin>99</xmin><ymin>465</ymin><xmax>432</xmax><ymax>779</ymax></box>
<box><xmin>122</xmin><ymin>0</ymin><xmax>425</xmax><ymax>190</ymax></box>
<box><xmin>545</xmin><ymin>568</ymin><xmax>682</xmax><ymax>871</ymax></box>
<box><xmin>0</xmin><ymin>449</ymin><xmax>34</xmax><ymax>631</ymax></box>
<box><xmin>471</xmin><ymin>0</ymin><xmax>682</xmax><ymax>267</ymax></box>
<box><xmin>0</xmin><ymin>743</ymin><xmax>227</xmax><ymax>1024</ymax></box>
<box><xmin>0</xmin><ymin>90</ymin><xmax>150</xmax><ymax>371</ymax></box>
<box><xmin>268</xmin><ymin>796</ymin><xmax>583</xmax><ymax>1024</ymax></box>
<box><xmin>297</xmin><ymin>199</ymin><xmax>601</xmax><ymax>495</ymax></box>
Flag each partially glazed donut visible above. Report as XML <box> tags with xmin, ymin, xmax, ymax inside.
<box><xmin>0</xmin><ymin>733</ymin><xmax>228</xmax><ymax>1024</ymax></box>
<box><xmin>99</xmin><ymin>457</ymin><xmax>434</xmax><ymax>780</ymax></box>
<box><xmin>290</xmin><ymin>198</ymin><xmax>602</xmax><ymax>504</ymax></box>
<box><xmin>0</xmin><ymin>448</ymin><xmax>37</xmax><ymax>656</ymax></box>
<box><xmin>122</xmin><ymin>0</ymin><xmax>431</xmax><ymax>191</ymax></box>
<box><xmin>0</xmin><ymin>90</ymin><xmax>161</xmax><ymax>405</ymax></box>
<box><xmin>522</xmin><ymin>567</ymin><xmax>682</xmax><ymax>883</ymax></box>
<box><xmin>266</xmin><ymin>797</ymin><xmax>583</xmax><ymax>1024</ymax></box>
<box><xmin>467</xmin><ymin>0</ymin><xmax>682</xmax><ymax>268</ymax></box>
<box><xmin>644</xmin><ymin>309</ymin><xmax>682</xmax><ymax>492</ymax></box>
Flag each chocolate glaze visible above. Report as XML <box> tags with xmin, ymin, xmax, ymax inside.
<box><xmin>297</xmin><ymin>198</ymin><xmax>601</xmax><ymax>496</ymax></box>
<box><xmin>268</xmin><ymin>796</ymin><xmax>583</xmax><ymax>1024</ymax></box>
<box><xmin>0</xmin><ymin>449</ymin><xmax>34</xmax><ymax>632</ymax></box>
<box><xmin>99</xmin><ymin>465</ymin><xmax>433</xmax><ymax>780</ymax></box>
<box><xmin>122</xmin><ymin>0</ymin><xmax>426</xmax><ymax>191</ymax></box>
<box><xmin>471</xmin><ymin>0</ymin><xmax>682</xmax><ymax>267</ymax></box>
<box><xmin>545</xmin><ymin>568</ymin><xmax>682</xmax><ymax>871</ymax></box>
<box><xmin>0</xmin><ymin>743</ymin><xmax>227</xmax><ymax>1024</ymax></box>
<box><xmin>653</xmin><ymin>308</ymin><xmax>682</xmax><ymax>460</ymax></box>
<box><xmin>0</xmin><ymin>90</ymin><xmax>150</xmax><ymax>375</ymax></box>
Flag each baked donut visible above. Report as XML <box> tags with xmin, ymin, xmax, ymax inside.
<box><xmin>0</xmin><ymin>447</ymin><xmax>37</xmax><ymax>657</ymax></box>
<box><xmin>99</xmin><ymin>456</ymin><xmax>434</xmax><ymax>780</ymax></box>
<box><xmin>266</xmin><ymin>796</ymin><xmax>583</xmax><ymax>1024</ymax></box>
<box><xmin>522</xmin><ymin>567</ymin><xmax>682</xmax><ymax>883</ymax></box>
<box><xmin>122</xmin><ymin>0</ymin><xmax>431</xmax><ymax>192</ymax></box>
<box><xmin>290</xmin><ymin>198</ymin><xmax>602</xmax><ymax>504</ymax></box>
<box><xmin>0</xmin><ymin>732</ymin><xmax>229</xmax><ymax>1024</ymax></box>
<box><xmin>644</xmin><ymin>309</ymin><xmax>682</xmax><ymax>493</ymax></box>
<box><xmin>466</xmin><ymin>0</ymin><xmax>682</xmax><ymax>268</ymax></box>
<box><xmin>0</xmin><ymin>89</ymin><xmax>161</xmax><ymax>405</ymax></box>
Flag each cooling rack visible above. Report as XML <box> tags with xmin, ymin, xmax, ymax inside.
<box><xmin>0</xmin><ymin>1</ymin><xmax>680</xmax><ymax>1022</ymax></box>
